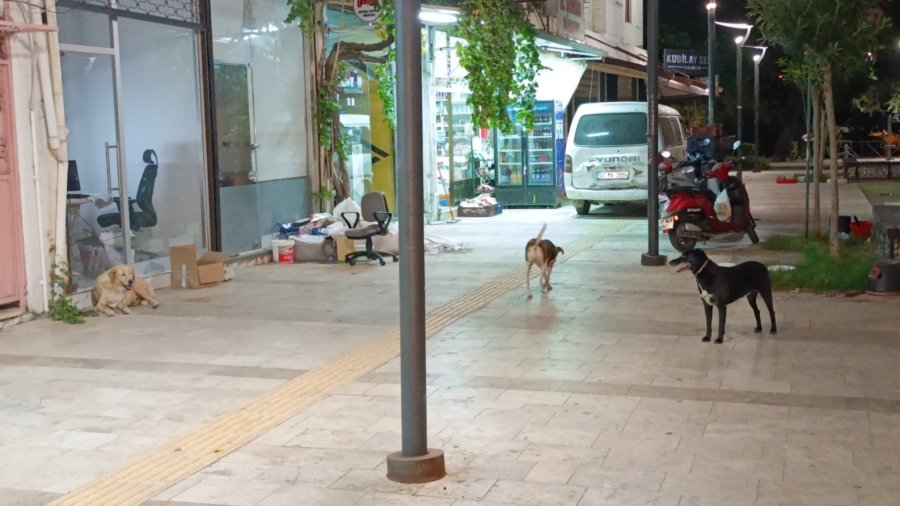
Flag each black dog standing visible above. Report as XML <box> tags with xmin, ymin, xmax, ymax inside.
<box><xmin>670</xmin><ymin>249</ymin><xmax>777</xmax><ymax>343</ymax></box>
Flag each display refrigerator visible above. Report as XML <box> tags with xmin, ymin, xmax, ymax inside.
<box><xmin>493</xmin><ymin>100</ymin><xmax>565</xmax><ymax>207</ymax></box>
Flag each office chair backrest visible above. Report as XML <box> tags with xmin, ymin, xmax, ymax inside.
<box><xmin>360</xmin><ymin>192</ymin><xmax>389</xmax><ymax>223</ymax></box>
<box><xmin>67</xmin><ymin>160</ymin><xmax>81</xmax><ymax>192</ymax></box>
<box><xmin>135</xmin><ymin>149</ymin><xmax>158</xmax><ymax>228</ymax></box>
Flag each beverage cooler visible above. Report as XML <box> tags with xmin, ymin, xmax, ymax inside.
<box><xmin>493</xmin><ymin>100</ymin><xmax>565</xmax><ymax>207</ymax></box>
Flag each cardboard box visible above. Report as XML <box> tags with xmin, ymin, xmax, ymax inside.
<box><xmin>170</xmin><ymin>244</ymin><xmax>231</xmax><ymax>288</ymax></box>
<box><xmin>458</xmin><ymin>203</ymin><xmax>503</xmax><ymax>218</ymax></box>
<box><xmin>335</xmin><ymin>235</ymin><xmax>360</xmax><ymax>262</ymax></box>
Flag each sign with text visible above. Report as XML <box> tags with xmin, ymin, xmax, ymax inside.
<box><xmin>663</xmin><ymin>50</ymin><xmax>708</xmax><ymax>77</ymax></box>
<box><xmin>556</xmin><ymin>0</ymin><xmax>584</xmax><ymax>42</ymax></box>
<box><xmin>353</xmin><ymin>0</ymin><xmax>382</xmax><ymax>23</ymax></box>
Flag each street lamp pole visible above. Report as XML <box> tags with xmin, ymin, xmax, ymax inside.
<box><xmin>753</xmin><ymin>55</ymin><xmax>759</xmax><ymax>160</ymax></box>
<box><xmin>386</xmin><ymin>0</ymin><xmax>446</xmax><ymax>485</ymax></box>
<box><xmin>643</xmin><ymin>0</ymin><xmax>666</xmax><ymax>267</ymax></box>
<box><xmin>706</xmin><ymin>2</ymin><xmax>717</xmax><ymax>125</ymax></box>
<box><xmin>750</xmin><ymin>46</ymin><xmax>767</xmax><ymax>171</ymax></box>
<box><xmin>735</xmin><ymin>35</ymin><xmax>745</xmax><ymax>180</ymax></box>
<box><xmin>716</xmin><ymin>21</ymin><xmax>753</xmax><ymax>179</ymax></box>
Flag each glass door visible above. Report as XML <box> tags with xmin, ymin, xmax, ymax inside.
<box><xmin>60</xmin><ymin>4</ymin><xmax>208</xmax><ymax>289</ymax></box>
<box><xmin>211</xmin><ymin>0</ymin><xmax>312</xmax><ymax>254</ymax></box>
<box><xmin>526</xmin><ymin>102</ymin><xmax>555</xmax><ymax>186</ymax></box>
<box><xmin>60</xmin><ymin>10</ymin><xmax>131</xmax><ymax>290</ymax></box>
<box><xmin>497</xmin><ymin>109</ymin><xmax>524</xmax><ymax>187</ymax></box>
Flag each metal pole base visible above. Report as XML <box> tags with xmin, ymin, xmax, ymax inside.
<box><xmin>641</xmin><ymin>252</ymin><xmax>668</xmax><ymax>266</ymax></box>
<box><xmin>386</xmin><ymin>449</ymin><xmax>446</xmax><ymax>483</ymax></box>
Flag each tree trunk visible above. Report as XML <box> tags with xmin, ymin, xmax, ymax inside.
<box><xmin>311</xmin><ymin>2</ymin><xmax>329</xmax><ymax>213</ymax></box>
<box><xmin>823</xmin><ymin>65</ymin><xmax>841</xmax><ymax>258</ymax></box>
<box><xmin>771</xmin><ymin>86</ymin><xmax>802</xmax><ymax>161</ymax></box>
<box><xmin>812</xmin><ymin>85</ymin><xmax>822</xmax><ymax>236</ymax></box>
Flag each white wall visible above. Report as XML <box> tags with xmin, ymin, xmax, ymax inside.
<box><xmin>622</xmin><ymin>0</ymin><xmax>643</xmax><ymax>48</ymax></box>
<box><xmin>10</xmin><ymin>7</ymin><xmax>61</xmax><ymax>313</ymax></box>
<box><xmin>588</xmin><ymin>0</ymin><xmax>644</xmax><ymax>49</ymax></box>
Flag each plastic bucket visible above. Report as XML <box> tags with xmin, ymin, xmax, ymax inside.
<box><xmin>272</xmin><ymin>239</ymin><xmax>295</xmax><ymax>264</ymax></box>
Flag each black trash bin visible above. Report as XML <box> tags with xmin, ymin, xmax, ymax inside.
<box><xmin>838</xmin><ymin>215</ymin><xmax>853</xmax><ymax>235</ymax></box>
<box><xmin>867</xmin><ymin>261</ymin><xmax>900</xmax><ymax>296</ymax></box>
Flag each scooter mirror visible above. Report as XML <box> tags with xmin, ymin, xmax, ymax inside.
<box><xmin>702</xmin><ymin>138</ymin><xmax>712</xmax><ymax>146</ymax></box>
<box><xmin>733</xmin><ymin>140</ymin><xmax>742</xmax><ymax>151</ymax></box>
<box><xmin>660</xmin><ymin>150</ymin><xmax>671</xmax><ymax>159</ymax></box>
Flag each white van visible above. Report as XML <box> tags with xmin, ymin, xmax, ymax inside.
<box><xmin>564</xmin><ymin>102</ymin><xmax>688</xmax><ymax>214</ymax></box>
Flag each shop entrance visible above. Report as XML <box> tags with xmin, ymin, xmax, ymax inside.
<box><xmin>58</xmin><ymin>1</ymin><xmax>208</xmax><ymax>290</ymax></box>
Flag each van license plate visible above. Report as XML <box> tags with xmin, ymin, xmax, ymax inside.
<box><xmin>598</xmin><ymin>171</ymin><xmax>629</xmax><ymax>180</ymax></box>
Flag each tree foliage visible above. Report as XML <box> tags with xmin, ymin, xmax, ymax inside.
<box><xmin>455</xmin><ymin>0</ymin><xmax>543</xmax><ymax>132</ymax></box>
<box><xmin>747</xmin><ymin>0</ymin><xmax>892</xmax><ymax>257</ymax></box>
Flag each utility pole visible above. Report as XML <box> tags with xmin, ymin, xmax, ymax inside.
<box><xmin>706</xmin><ymin>2</ymin><xmax>717</xmax><ymax>124</ymax></box>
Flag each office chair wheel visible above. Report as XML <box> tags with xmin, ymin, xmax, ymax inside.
<box><xmin>392</xmin><ymin>256</ymin><xmax>398</xmax><ymax>262</ymax></box>
<box><xmin>379</xmin><ymin>258</ymin><xmax>386</xmax><ymax>266</ymax></box>
<box><xmin>348</xmin><ymin>259</ymin><xmax>356</xmax><ymax>266</ymax></box>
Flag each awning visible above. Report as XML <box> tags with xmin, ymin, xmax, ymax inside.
<box><xmin>535</xmin><ymin>53</ymin><xmax>587</xmax><ymax>105</ymax></box>
<box><xmin>536</xmin><ymin>33</ymin><xmax>607</xmax><ymax>61</ymax></box>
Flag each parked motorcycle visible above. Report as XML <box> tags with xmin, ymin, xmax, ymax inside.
<box><xmin>658</xmin><ymin>141</ymin><xmax>759</xmax><ymax>252</ymax></box>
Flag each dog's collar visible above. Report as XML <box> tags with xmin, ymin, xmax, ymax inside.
<box><xmin>694</xmin><ymin>259</ymin><xmax>710</xmax><ymax>275</ymax></box>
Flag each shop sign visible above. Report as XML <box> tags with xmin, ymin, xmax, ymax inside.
<box><xmin>556</xmin><ymin>0</ymin><xmax>584</xmax><ymax>42</ymax></box>
<box><xmin>353</xmin><ymin>0</ymin><xmax>382</xmax><ymax>23</ymax></box>
<box><xmin>663</xmin><ymin>50</ymin><xmax>708</xmax><ymax>77</ymax></box>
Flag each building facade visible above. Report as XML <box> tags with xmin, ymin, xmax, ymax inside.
<box><xmin>1</xmin><ymin>0</ymin><xmax>317</xmax><ymax>318</ymax></box>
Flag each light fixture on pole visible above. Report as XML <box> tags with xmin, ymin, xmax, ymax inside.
<box><xmin>749</xmin><ymin>46</ymin><xmax>767</xmax><ymax>171</ymax></box>
<box><xmin>706</xmin><ymin>2</ymin><xmax>717</xmax><ymax>125</ymax></box>
<box><xmin>715</xmin><ymin>21</ymin><xmax>753</xmax><ymax>180</ymax></box>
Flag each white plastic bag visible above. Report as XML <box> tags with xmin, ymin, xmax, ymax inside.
<box><xmin>333</xmin><ymin>198</ymin><xmax>362</xmax><ymax>228</ymax></box>
<box><xmin>325</xmin><ymin>221</ymin><xmax>347</xmax><ymax>237</ymax></box>
<box><xmin>373</xmin><ymin>226</ymin><xmax>400</xmax><ymax>254</ymax></box>
<box><xmin>714</xmin><ymin>190</ymin><xmax>732</xmax><ymax>222</ymax></box>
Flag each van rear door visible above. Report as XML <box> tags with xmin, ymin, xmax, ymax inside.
<box><xmin>571</xmin><ymin>112</ymin><xmax>647</xmax><ymax>190</ymax></box>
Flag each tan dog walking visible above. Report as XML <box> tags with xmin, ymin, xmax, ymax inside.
<box><xmin>525</xmin><ymin>223</ymin><xmax>564</xmax><ymax>299</ymax></box>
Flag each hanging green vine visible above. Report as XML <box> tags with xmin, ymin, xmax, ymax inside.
<box><xmin>286</xmin><ymin>0</ymin><xmax>395</xmax><ymax>201</ymax></box>
<box><xmin>285</xmin><ymin>0</ymin><xmax>315</xmax><ymax>31</ymax></box>
<box><xmin>374</xmin><ymin>50</ymin><xmax>397</xmax><ymax>130</ymax></box>
<box><xmin>373</xmin><ymin>3</ymin><xmax>396</xmax><ymax>130</ymax></box>
<box><xmin>455</xmin><ymin>0</ymin><xmax>543</xmax><ymax>133</ymax></box>
<box><xmin>316</xmin><ymin>61</ymin><xmax>349</xmax><ymax>152</ymax></box>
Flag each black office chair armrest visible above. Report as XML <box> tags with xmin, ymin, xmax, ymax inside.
<box><xmin>373</xmin><ymin>211</ymin><xmax>392</xmax><ymax>234</ymax></box>
<box><xmin>341</xmin><ymin>211</ymin><xmax>361</xmax><ymax>229</ymax></box>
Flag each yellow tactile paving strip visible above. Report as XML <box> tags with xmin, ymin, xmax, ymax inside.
<box><xmin>52</xmin><ymin>221</ymin><xmax>629</xmax><ymax>506</ymax></box>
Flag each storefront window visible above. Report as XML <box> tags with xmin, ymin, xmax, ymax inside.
<box><xmin>59</xmin><ymin>2</ymin><xmax>207</xmax><ymax>289</ymax></box>
<box><xmin>430</xmin><ymin>30</ymin><xmax>494</xmax><ymax>205</ymax></box>
<box><xmin>338</xmin><ymin>66</ymin><xmax>375</xmax><ymax>205</ymax></box>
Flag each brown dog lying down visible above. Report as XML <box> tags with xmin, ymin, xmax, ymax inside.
<box><xmin>525</xmin><ymin>223</ymin><xmax>564</xmax><ymax>299</ymax></box>
<box><xmin>92</xmin><ymin>265</ymin><xmax>159</xmax><ymax>316</ymax></box>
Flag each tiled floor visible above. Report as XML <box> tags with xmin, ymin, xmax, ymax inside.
<box><xmin>2</xmin><ymin>173</ymin><xmax>899</xmax><ymax>505</ymax></box>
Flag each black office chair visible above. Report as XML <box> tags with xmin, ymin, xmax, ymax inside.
<box><xmin>342</xmin><ymin>191</ymin><xmax>398</xmax><ymax>266</ymax></box>
<box><xmin>98</xmin><ymin>149</ymin><xmax>158</xmax><ymax>232</ymax></box>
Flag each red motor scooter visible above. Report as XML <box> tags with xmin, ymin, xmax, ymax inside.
<box><xmin>658</xmin><ymin>141</ymin><xmax>759</xmax><ymax>252</ymax></box>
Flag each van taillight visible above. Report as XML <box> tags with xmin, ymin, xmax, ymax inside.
<box><xmin>565</xmin><ymin>155</ymin><xmax>573</xmax><ymax>174</ymax></box>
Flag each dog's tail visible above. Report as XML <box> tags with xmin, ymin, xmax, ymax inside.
<box><xmin>535</xmin><ymin>223</ymin><xmax>548</xmax><ymax>242</ymax></box>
